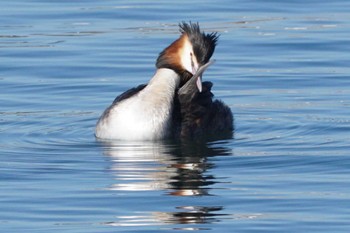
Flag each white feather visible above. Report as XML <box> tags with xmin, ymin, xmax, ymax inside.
<box><xmin>95</xmin><ymin>68</ymin><xmax>181</xmax><ymax>140</ymax></box>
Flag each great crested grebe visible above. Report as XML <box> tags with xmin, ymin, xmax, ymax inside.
<box><xmin>95</xmin><ymin>22</ymin><xmax>233</xmax><ymax>141</ymax></box>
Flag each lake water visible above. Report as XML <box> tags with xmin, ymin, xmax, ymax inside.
<box><xmin>1</xmin><ymin>1</ymin><xmax>350</xmax><ymax>232</ymax></box>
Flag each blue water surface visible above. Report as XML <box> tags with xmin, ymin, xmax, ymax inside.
<box><xmin>1</xmin><ymin>1</ymin><xmax>350</xmax><ymax>232</ymax></box>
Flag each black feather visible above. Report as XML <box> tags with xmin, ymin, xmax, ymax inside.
<box><xmin>179</xmin><ymin>22</ymin><xmax>219</xmax><ymax>65</ymax></box>
<box><xmin>112</xmin><ymin>84</ymin><xmax>147</xmax><ymax>104</ymax></box>
<box><xmin>173</xmin><ymin>81</ymin><xmax>234</xmax><ymax>141</ymax></box>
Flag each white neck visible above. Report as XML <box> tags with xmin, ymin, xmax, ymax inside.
<box><xmin>142</xmin><ymin>68</ymin><xmax>181</xmax><ymax>102</ymax></box>
<box><xmin>127</xmin><ymin>68</ymin><xmax>181</xmax><ymax>140</ymax></box>
<box><xmin>95</xmin><ymin>68</ymin><xmax>181</xmax><ymax>141</ymax></box>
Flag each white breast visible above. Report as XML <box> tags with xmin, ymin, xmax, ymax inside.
<box><xmin>95</xmin><ymin>68</ymin><xmax>181</xmax><ymax>141</ymax></box>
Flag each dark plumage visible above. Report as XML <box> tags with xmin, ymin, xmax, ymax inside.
<box><xmin>176</xmin><ymin>81</ymin><xmax>233</xmax><ymax>140</ymax></box>
<box><xmin>173</xmin><ymin>58</ymin><xmax>233</xmax><ymax>141</ymax></box>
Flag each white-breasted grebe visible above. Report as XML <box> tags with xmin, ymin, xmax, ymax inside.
<box><xmin>95</xmin><ymin>22</ymin><xmax>233</xmax><ymax>141</ymax></box>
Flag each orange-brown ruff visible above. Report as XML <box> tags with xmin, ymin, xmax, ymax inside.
<box><xmin>95</xmin><ymin>22</ymin><xmax>233</xmax><ymax>141</ymax></box>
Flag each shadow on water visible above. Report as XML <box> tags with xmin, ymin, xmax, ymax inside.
<box><xmin>98</xmin><ymin>139</ymin><xmax>233</xmax><ymax>227</ymax></box>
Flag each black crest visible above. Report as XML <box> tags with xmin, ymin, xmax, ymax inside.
<box><xmin>179</xmin><ymin>22</ymin><xmax>219</xmax><ymax>65</ymax></box>
<box><xmin>156</xmin><ymin>22</ymin><xmax>219</xmax><ymax>84</ymax></box>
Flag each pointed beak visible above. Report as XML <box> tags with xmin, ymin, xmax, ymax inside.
<box><xmin>178</xmin><ymin>60</ymin><xmax>215</xmax><ymax>97</ymax></box>
<box><xmin>192</xmin><ymin>60</ymin><xmax>215</xmax><ymax>92</ymax></box>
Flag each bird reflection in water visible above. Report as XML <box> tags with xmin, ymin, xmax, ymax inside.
<box><xmin>100</xmin><ymin>139</ymin><xmax>232</xmax><ymax>227</ymax></box>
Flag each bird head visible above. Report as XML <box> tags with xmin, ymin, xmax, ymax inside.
<box><xmin>156</xmin><ymin>22</ymin><xmax>219</xmax><ymax>91</ymax></box>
